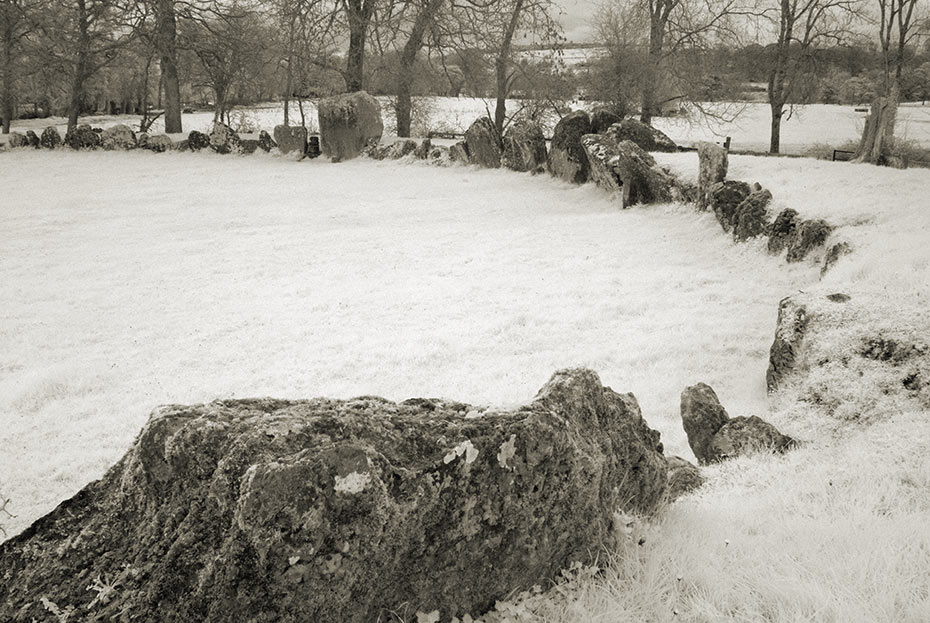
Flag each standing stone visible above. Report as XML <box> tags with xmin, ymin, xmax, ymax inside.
<box><xmin>64</xmin><ymin>124</ymin><xmax>101</xmax><ymax>149</ymax></box>
<box><xmin>581</xmin><ymin>134</ymin><xmax>624</xmax><ymax>193</ymax></box>
<box><xmin>502</xmin><ymin>120</ymin><xmax>547</xmax><ymax>173</ymax></box>
<box><xmin>665</xmin><ymin>456</ymin><xmax>704</xmax><ymax>502</ymax></box>
<box><xmin>547</xmin><ymin>110</ymin><xmax>592</xmax><ymax>184</ymax></box>
<box><xmin>273</xmin><ymin>125</ymin><xmax>307</xmax><ymax>155</ymax></box>
<box><xmin>307</xmin><ymin>135</ymin><xmax>321</xmax><ymax>158</ymax></box>
<box><xmin>210</xmin><ymin>123</ymin><xmax>241</xmax><ymax>154</ymax></box>
<box><xmin>40</xmin><ymin>126</ymin><xmax>61</xmax><ymax>149</ymax></box>
<box><xmin>449</xmin><ymin>141</ymin><xmax>469</xmax><ymax>164</ymax></box>
<box><xmin>414</xmin><ymin>138</ymin><xmax>432</xmax><ymax>160</ymax></box>
<box><xmin>257</xmin><ymin>130</ymin><xmax>276</xmax><ymax>152</ymax></box>
<box><xmin>708</xmin><ymin>180</ymin><xmax>751</xmax><ymax>232</ymax></box>
<box><xmin>101</xmin><ymin>124</ymin><xmax>137</xmax><ymax>150</ymax></box>
<box><xmin>767</xmin><ymin>296</ymin><xmax>810</xmax><ymax>391</ymax></box>
<box><xmin>188</xmin><ymin>130</ymin><xmax>211</xmax><ymax>151</ymax></box>
<box><xmin>606</xmin><ymin>119</ymin><xmax>678</xmax><ymax>152</ymax></box>
<box><xmin>318</xmin><ymin>91</ymin><xmax>384</xmax><ymax>162</ymax></box>
<box><xmin>0</xmin><ymin>369</ymin><xmax>667</xmax><ymax>623</ymax></box>
<box><xmin>767</xmin><ymin>208</ymin><xmax>799</xmax><ymax>254</ymax></box>
<box><xmin>821</xmin><ymin>241</ymin><xmax>852</xmax><ymax>276</ymax></box>
<box><xmin>464</xmin><ymin>117</ymin><xmax>501</xmax><ymax>168</ymax></box>
<box><xmin>711</xmin><ymin>416</ymin><xmax>797</xmax><ymax>459</ymax></box>
<box><xmin>733</xmin><ymin>188</ymin><xmax>773</xmax><ymax>242</ymax></box>
<box><xmin>7</xmin><ymin>132</ymin><xmax>27</xmax><ymax>148</ymax></box>
<box><xmin>589</xmin><ymin>107</ymin><xmax>622</xmax><ymax>134</ymax></box>
<box><xmin>786</xmin><ymin>219</ymin><xmax>832</xmax><ymax>262</ymax></box>
<box><xmin>680</xmin><ymin>383</ymin><xmax>730</xmax><ymax>465</ymax></box>
<box><xmin>25</xmin><ymin>130</ymin><xmax>40</xmax><ymax>148</ymax></box>
<box><xmin>145</xmin><ymin>134</ymin><xmax>174</xmax><ymax>152</ymax></box>
<box><xmin>581</xmin><ymin>135</ymin><xmax>675</xmax><ymax>208</ymax></box>
<box><xmin>696</xmin><ymin>142</ymin><xmax>728</xmax><ymax>210</ymax></box>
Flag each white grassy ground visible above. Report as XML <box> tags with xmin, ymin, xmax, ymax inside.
<box><xmin>2</xmin><ymin>147</ymin><xmax>929</xmax><ymax>622</ymax></box>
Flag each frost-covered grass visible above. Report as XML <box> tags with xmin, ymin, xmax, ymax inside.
<box><xmin>2</xmin><ymin>146</ymin><xmax>930</xmax><ymax>622</ymax></box>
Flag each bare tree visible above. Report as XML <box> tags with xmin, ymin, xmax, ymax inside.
<box><xmin>1</xmin><ymin>0</ymin><xmax>45</xmax><ymax>132</ymax></box>
<box><xmin>854</xmin><ymin>0</ymin><xmax>926</xmax><ymax>162</ymax></box>
<box><xmin>394</xmin><ymin>0</ymin><xmax>445</xmax><ymax>136</ymax></box>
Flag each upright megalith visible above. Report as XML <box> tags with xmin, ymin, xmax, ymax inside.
<box><xmin>767</xmin><ymin>296</ymin><xmax>810</xmax><ymax>391</ymax></box>
<box><xmin>708</xmin><ymin>180</ymin><xmax>751</xmax><ymax>232</ymax></box>
<box><xmin>0</xmin><ymin>369</ymin><xmax>667</xmax><ymax>623</ymax></box>
<box><xmin>187</xmin><ymin>130</ymin><xmax>211</xmax><ymax>151</ymax></box>
<box><xmin>464</xmin><ymin>117</ymin><xmax>502</xmax><ymax>168</ymax></box>
<box><xmin>582</xmin><ymin>133</ymin><xmax>674</xmax><ymax>208</ymax></box>
<box><xmin>318</xmin><ymin>91</ymin><xmax>383</xmax><ymax>162</ymax></box>
<box><xmin>101</xmin><ymin>124</ymin><xmax>137</xmax><ymax>150</ymax></box>
<box><xmin>502</xmin><ymin>120</ymin><xmax>547</xmax><ymax>173</ymax></box>
<box><xmin>39</xmin><ymin>126</ymin><xmax>61</xmax><ymax>149</ymax></box>
<box><xmin>696</xmin><ymin>142</ymin><xmax>728</xmax><ymax>210</ymax></box>
<box><xmin>273</xmin><ymin>124</ymin><xmax>307</xmax><ymax>155</ymax></box>
<box><xmin>65</xmin><ymin>124</ymin><xmax>101</xmax><ymax>150</ymax></box>
<box><xmin>606</xmin><ymin>119</ymin><xmax>678</xmax><ymax>153</ymax></box>
<box><xmin>680</xmin><ymin>383</ymin><xmax>730</xmax><ymax>465</ymax></box>
<box><xmin>209</xmin><ymin>122</ymin><xmax>241</xmax><ymax>154</ymax></box>
<box><xmin>548</xmin><ymin>110</ymin><xmax>592</xmax><ymax>184</ymax></box>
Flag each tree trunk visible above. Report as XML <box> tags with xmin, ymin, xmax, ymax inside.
<box><xmin>769</xmin><ymin>100</ymin><xmax>783</xmax><ymax>154</ymax></box>
<box><xmin>395</xmin><ymin>0</ymin><xmax>444</xmax><ymax>137</ymax></box>
<box><xmin>1</xmin><ymin>30</ymin><xmax>13</xmax><ymax>134</ymax></box>
<box><xmin>344</xmin><ymin>0</ymin><xmax>374</xmax><ymax>92</ymax></box>
<box><xmin>493</xmin><ymin>0</ymin><xmax>523</xmax><ymax>138</ymax></box>
<box><xmin>640</xmin><ymin>6</ymin><xmax>665</xmax><ymax>126</ymax></box>
<box><xmin>155</xmin><ymin>0</ymin><xmax>182</xmax><ymax>133</ymax></box>
<box><xmin>67</xmin><ymin>0</ymin><xmax>91</xmax><ymax>133</ymax></box>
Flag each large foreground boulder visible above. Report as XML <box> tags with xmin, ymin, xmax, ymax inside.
<box><xmin>0</xmin><ymin>369</ymin><xmax>667</xmax><ymax>623</ymax></box>
<box><xmin>547</xmin><ymin>110</ymin><xmax>591</xmax><ymax>184</ymax></box>
<box><xmin>464</xmin><ymin>117</ymin><xmax>502</xmax><ymax>168</ymax></box>
<box><xmin>318</xmin><ymin>90</ymin><xmax>384</xmax><ymax>161</ymax></box>
<box><xmin>502</xmin><ymin>120</ymin><xmax>547</xmax><ymax>172</ymax></box>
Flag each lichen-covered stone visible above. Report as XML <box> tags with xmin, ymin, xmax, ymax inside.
<box><xmin>188</xmin><ymin>130</ymin><xmax>210</xmax><ymax>151</ymax></box>
<box><xmin>40</xmin><ymin>126</ymin><xmax>61</xmax><ymax>149</ymax></box>
<box><xmin>502</xmin><ymin>120</ymin><xmax>547</xmax><ymax>173</ymax></box>
<box><xmin>767</xmin><ymin>296</ymin><xmax>810</xmax><ymax>391</ymax></box>
<box><xmin>821</xmin><ymin>241</ymin><xmax>852</xmax><ymax>275</ymax></box>
<box><xmin>665</xmin><ymin>456</ymin><xmax>703</xmax><ymax>502</ymax></box>
<box><xmin>210</xmin><ymin>123</ymin><xmax>241</xmax><ymax>154</ymax></box>
<box><xmin>450</xmin><ymin>141</ymin><xmax>469</xmax><ymax>164</ymax></box>
<box><xmin>0</xmin><ymin>369</ymin><xmax>667</xmax><ymax>623</ymax></box>
<box><xmin>710</xmin><ymin>416</ymin><xmax>797</xmax><ymax>459</ymax></box>
<box><xmin>258</xmin><ymin>130</ymin><xmax>276</xmax><ymax>152</ymax></box>
<box><xmin>318</xmin><ymin>91</ymin><xmax>384</xmax><ymax>162</ymax></box>
<box><xmin>580</xmin><ymin>134</ymin><xmax>674</xmax><ymax>208</ymax></box>
<box><xmin>786</xmin><ymin>219</ymin><xmax>832</xmax><ymax>262</ymax></box>
<box><xmin>547</xmin><ymin>110</ymin><xmax>591</xmax><ymax>184</ymax></box>
<box><xmin>273</xmin><ymin>124</ymin><xmax>307</xmax><ymax>155</ymax></box>
<box><xmin>581</xmin><ymin>133</ymin><xmax>624</xmax><ymax>193</ymax></box>
<box><xmin>414</xmin><ymin>138</ymin><xmax>432</xmax><ymax>160</ymax></box>
<box><xmin>768</xmin><ymin>208</ymin><xmax>799</xmax><ymax>254</ymax></box>
<box><xmin>606</xmin><ymin>119</ymin><xmax>677</xmax><ymax>152</ymax></box>
<box><xmin>101</xmin><ymin>124</ymin><xmax>137</xmax><ymax>150</ymax></box>
<box><xmin>708</xmin><ymin>180</ymin><xmax>751</xmax><ymax>232</ymax></box>
<box><xmin>696</xmin><ymin>142</ymin><xmax>728</xmax><ymax>210</ymax></box>
<box><xmin>680</xmin><ymin>383</ymin><xmax>730</xmax><ymax>465</ymax></box>
<box><xmin>64</xmin><ymin>124</ymin><xmax>100</xmax><ymax>149</ymax></box>
<box><xmin>145</xmin><ymin>134</ymin><xmax>174</xmax><ymax>153</ymax></box>
<box><xmin>464</xmin><ymin>117</ymin><xmax>502</xmax><ymax>168</ymax></box>
<box><xmin>733</xmin><ymin>188</ymin><xmax>773</xmax><ymax>242</ymax></box>
<box><xmin>7</xmin><ymin>132</ymin><xmax>27</xmax><ymax>148</ymax></box>
<box><xmin>589</xmin><ymin>107</ymin><xmax>622</xmax><ymax>134</ymax></box>
<box><xmin>25</xmin><ymin>130</ymin><xmax>40</xmax><ymax>148</ymax></box>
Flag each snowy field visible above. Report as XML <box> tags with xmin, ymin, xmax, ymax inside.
<box><xmin>2</xmin><ymin>143</ymin><xmax>930</xmax><ymax>620</ymax></box>
<box><xmin>4</xmin><ymin>97</ymin><xmax>930</xmax><ymax>154</ymax></box>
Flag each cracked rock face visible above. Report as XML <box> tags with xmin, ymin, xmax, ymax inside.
<box><xmin>0</xmin><ymin>369</ymin><xmax>667</xmax><ymax>623</ymax></box>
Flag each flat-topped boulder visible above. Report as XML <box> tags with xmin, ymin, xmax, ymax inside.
<box><xmin>464</xmin><ymin>117</ymin><xmax>502</xmax><ymax>168</ymax></box>
<box><xmin>318</xmin><ymin>90</ymin><xmax>384</xmax><ymax>162</ymax></box>
<box><xmin>101</xmin><ymin>124</ymin><xmax>137</xmax><ymax>150</ymax></box>
<box><xmin>606</xmin><ymin>119</ymin><xmax>678</xmax><ymax>152</ymax></box>
<box><xmin>0</xmin><ymin>368</ymin><xmax>668</xmax><ymax>623</ymax></box>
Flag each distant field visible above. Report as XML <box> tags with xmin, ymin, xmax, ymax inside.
<box><xmin>4</xmin><ymin>98</ymin><xmax>930</xmax><ymax>154</ymax></box>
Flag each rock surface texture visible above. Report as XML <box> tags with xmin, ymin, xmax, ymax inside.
<box><xmin>273</xmin><ymin>125</ymin><xmax>307</xmax><ymax>155</ymax></box>
<box><xmin>680</xmin><ymin>383</ymin><xmax>730</xmax><ymax>465</ymax></box>
<box><xmin>581</xmin><ymin>135</ymin><xmax>674</xmax><ymax>208</ymax></box>
<box><xmin>210</xmin><ymin>123</ymin><xmax>241</xmax><ymax>154</ymax></box>
<box><xmin>711</xmin><ymin>416</ymin><xmax>797</xmax><ymax>459</ymax></box>
<box><xmin>733</xmin><ymin>188</ymin><xmax>773</xmax><ymax>242</ymax></box>
<box><xmin>696</xmin><ymin>142</ymin><xmax>728</xmax><ymax>210</ymax></box>
<box><xmin>767</xmin><ymin>208</ymin><xmax>799</xmax><ymax>254</ymax></box>
<box><xmin>318</xmin><ymin>91</ymin><xmax>384</xmax><ymax>162</ymax></box>
<box><xmin>101</xmin><ymin>124</ymin><xmax>137</xmax><ymax>150</ymax></box>
<box><xmin>188</xmin><ymin>130</ymin><xmax>211</xmax><ymax>151</ymax></box>
<box><xmin>786</xmin><ymin>219</ymin><xmax>832</xmax><ymax>262</ymax></box>
<box><xmin>606</xmin><ymin>119</ymin><xmax>678</xmax><ymax>152</ymax></box>
<box><xmin>708</xmin><ymin>180</ymin><xmax>751</xmax><ymax>232</ymax></box>
<box><xmin>65</xmin><ymin>124</ymin><xmax>100</xmax><ymax>149</ymax></box>
<box><xmin>501</xmin><ymin>120</ymin><xmax>547</xmax><ymax>172</ymax></box>
<box><xmin>39</xmin><ymin>126</ymin><xmax>61</xmax><ymax>149</ymax></box>
<box><xmin>589</xmin><ymin>107</ymin><xmax>622</xmax><ymax>134</ymax></box>
<box><xmin>0</xmin><ymin>369</ymin><xmax>668</xmax><ymax>623</ymax></box>
<box><xmin>464</xmin><ymin>117</ymin><xmax>502</xmax><ymax>168</ymax></box>
<box><xmin>547</xmin><ymin>110</ymin><xmax>591</xmax><ymax>184</ymax></box>
<box><xmin>665</xmin><ymin>456</ymin><xmax>704</xmax><ymax>501</ymax></box>
<box><xmin>767</xmin><ymin>296</ymin><xmax>810</xmax><ymax>391</ymax></box>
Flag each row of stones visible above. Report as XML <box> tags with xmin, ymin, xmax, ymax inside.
<box><xmin>696</xmin><ymin>143</ymin><xmax>849</xmax><ymax>272</ymax></box>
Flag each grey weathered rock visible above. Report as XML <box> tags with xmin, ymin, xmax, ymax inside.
<box><xmin>464</xmin><ymin>117</ymin><xmax>502</xmax><ymax>168</ymax></box>
<box><xmin>307</xmin><ymin>135</ymin><xmax>321</xmax><ymax>158</ymax></box>
<box><xmin>188</xmin><ymin>130</ymin><xmax>211</xmax><ymax>151</ymax></box>
<box><xmin>786</xmin><ymin>219</ymin><xmax>832</xmax><ymax>262</ymax></box>
<box><xmin>64</xmin><ymin>124</ymin><xmax>101</xmax><ymax>149</ymax></box>
<box><xmin>589</xmin><ymin>107</ymin><xmax>622</xmax><ymax>134</ymax></box>
<box><xmin>733</xmin><ymin>188</ymin><xmax>773</xmax><ymax>242</ymax></box>
<box><xmin>40</xmin><ymin>126</ymin><xmax>62</xmax><ymax>149</ymax></box>
<box><xmin>257</xmin><ymin>130</ymin><xmax>276</xmax><ymax>152</ymax></box>
<box><xmin>389</xmin><ymin>138</ymin><xmax>419</xmax><ymax>159</ymax></box>
<box><xmin>680</xmin><ymin>383</ymin><xmax>730</xmax><ymax>465</ymax></box>
<box><xmin>606</xmin><ymin>119</ymin><xmax>677</xmax><ymax>152</ymax></box>
<box><xmin>665</xmin><ymin>456</ymin><xmax>704</xmax><ymax>502</ymax></box>
<box><xmin>821</xmin><ymin>241</ymin><xmax>852</xmax><ymax>275</ymax></box>
<box><xmin>767</xmin><ymin>208</ymin><xmax>799</xmax><ymax>254</ymax></box>
<box><xmin>710</xmin><ymin>416</ymin><xmax>797</xmax><ymax>459</ymax></box>
<box><xmin>449</xmin><ymin>141</ymin><xmax>469</xmax><ymax>164</ymax></box>
<box><xmin>273</xmin><ymin>124</ymin><xmax>307</xmax><ymax>155</ymax></box>
<box><xmin>318</xmin><ymin>90</ymin><xmax>384</xmax><ymax>161</ymax></box>
<box><xmin>210</xmin><ymin>123</ymin><xmax>241</xmax><ymax>154</ymax></box>
<box><xmin>101</xmin><ymin>124</ymin><xmax>137</xmax><ymax>150</ymax></box>
<box><xmin>136</xmin><ymin>132</ymin><xmax>150</xmax><ymax>149</ymax></box>
<box><xmin>145</xmin><ymin>134</ymin><xmax>174</xmax><ymax>153</ymax></box>
<box><xmin>25</xmin><ymin>130</ymin><xmax>40</xmax><ymax>148</ymax></box>
<box><xmin>0</xmin><ymin>369</ymin><xmax>667</xmax><ymax>623</ymax></box>
<box><xmin>767</xmin><ymin>296</ymin><xmax>810</xmax><ymax>391</ymax></box>
<box><xmin>502</xmin><ymin>120</ymin><xmax>547</xmax><ymax>172</ymax></box>
<box><xmin>696</xmin><ymin>142</ymin><xmax>728</xmax><ymax>210</ymax></box>
<box><xmin>708</xmin><ymin>180</ymin><xmax>751</xmax><ymax>232</ymax></box>
<box><xmin>581</xmin><ymin>134</ymin><xmax>624</xmax><ymax>193</ymax></box>
<box><xmin>581</xmin><ymin>135</ymin><xmax>674</xmax><ymax>207</ymax></box>
<box><xmin>414</xmin><ymin>138</ymin><xmax>432</xmax><ymax>160</ymax></box>
<box><xmin>239</xmin><ymin>138</ymin><xmax>259</xmax><ymax>154</ymax></box>
<box><xmin>547</xmin><ymin>110</ymin><xmax>592</xmax><ymax>184</ymax></box>
<box><xmin>7</xmin><ymin>132</ymin><xmax>27</xmax><ymax>148</ymax></box>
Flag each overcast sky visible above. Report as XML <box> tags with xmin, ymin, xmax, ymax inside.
<box><xmin>554</xmin><ymin>0</ymin><xmax>600</xmax><ymax>43</ymax></box>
